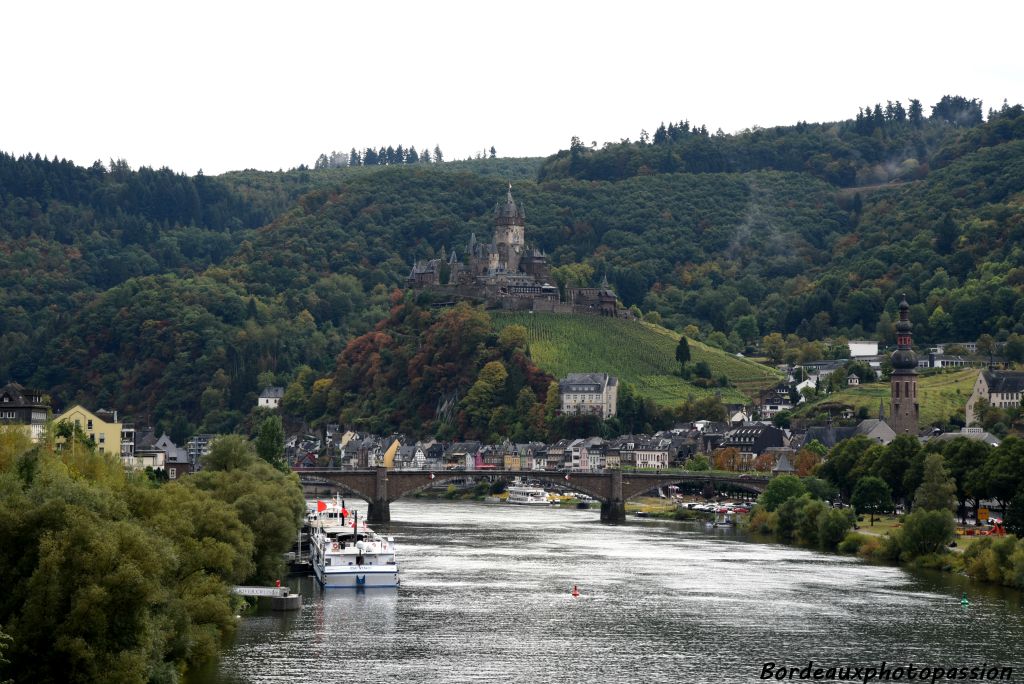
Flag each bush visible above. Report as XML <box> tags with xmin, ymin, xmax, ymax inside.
<box><xmin>838</xmin><ymin>531</ymin><xmax>868</xmax><ymax>555</ymax></box>
<box><xmin>775</xmin><ymin>493</ymin><xmax>810</xmax><ymax>541</ymax></box>
<box><xmin>818</xmin><ymin>509</ymin><xmax>855</xmax><ymax>550</ymax></box>
<box><xmin>797</xmin><ymin>499</ymin><xmax>828</xmax><ymax>546</ymax></box>
<box><xmin>747</xmin><ymin>506</ymin><xmax>775</xmax><ymax>535</ymax></box>
<box><xmin>963</xmin><ymin>536</ymin><xmax>1024</xmax><ymax>587</ymax></box>
<box><xmin>898</xmin><ymin>509</ymin><xmax>956</xmax><ymax>558</ymax></box>
<box><xmin>855</xmin><ymin>533</ymin><xmax>902</xmax><ymax>561</ymax></box>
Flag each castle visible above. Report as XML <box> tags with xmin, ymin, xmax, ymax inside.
<box><xmin>407</xmin><ymin>185</ymin><xmax>620</xmax><ymax>316</ymax></box>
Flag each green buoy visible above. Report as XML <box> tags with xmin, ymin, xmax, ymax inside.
<box><xmin>960</xmin><ymin>592</ymin><xmax>969</xmax><ymax>606</ymax></box>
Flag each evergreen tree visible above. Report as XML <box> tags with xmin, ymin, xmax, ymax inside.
<box><xmin>406</xmin><ymin>146</ymin><xmax>419</xmax><ymax>164</ymax></box>
<box><xmin>433</xmin><ymin>145</ymin><xmax>443</xmax><ymax>163</ymax></box>
<box><xmin>255</xmin><ymin>415</ymin><xmax>286</xmax><ymax>471</ymax></box>
<box><xmin>421</xmin><ymin>147</ymin><xmax>431</xmax><ymax>163</ymax></box>
<box><xmin>349</xmin><ymin>147</ymin><xmax>361</xmax><ymax>166</ymax></box>
<box><xmin>489</xmin><ymin>146</ymin><xmax>496</xmax><ymax>159</ymax></box>
<box><xmin>675</xmin><ymin>335</ymin><xmax>690</xmax><ymax>372</ymax></box>
<box><xmin>908</xmin><ymin>99</ymin><xmax>924</xmax><ymax>126</ymax></box>
<box><xmin>913</xmin><ymin>452</ymin><xmax>957</xmax><ymax>512</ymax></box>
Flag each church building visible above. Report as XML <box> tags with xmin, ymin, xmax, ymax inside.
<box><xmin>888</xmin><ymin>296</ymin><xmax>920</xmax><ymax>435</ymax></box>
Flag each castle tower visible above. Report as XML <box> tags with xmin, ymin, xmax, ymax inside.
<box><xmin>494</xmin><ymin>183</ymin><xmax>525</xmax><ymax>273</ymax></box>
<box><xmin>888</xmin><ymin>296</ymin><xmax>919</xmax><ymax>435</ymax></box>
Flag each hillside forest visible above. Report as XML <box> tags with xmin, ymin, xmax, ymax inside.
<box><xmin>1</xmin><ymin>95</ymin><xmax>1024</xmax><ymax>438</ymax></box>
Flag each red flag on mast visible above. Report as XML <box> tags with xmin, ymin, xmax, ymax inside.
<box><xmin>316</xmin><ymin>500</ymin><xmax>327</xmax><ymax>512</ymax></box>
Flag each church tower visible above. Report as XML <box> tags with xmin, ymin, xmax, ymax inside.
<box><xmin>888</xmin><ymin>296</ymin><xmax>919</xmax><ymax>435</ymax></box>
<box><xmin>494</xmin><ymin>183</ymin><xmax>525</xmax><ymax>273</ymax></box>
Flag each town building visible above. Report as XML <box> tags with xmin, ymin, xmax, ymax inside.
<box><xmin>848</xmin><ymin>340</ymin><xmax>879</xmax><ymax>358</ymax></box>
<box><xmin>965</xmin><ymin>369</ymin><xmax>1024</xmax><ymax>425</ymax></box>
<box><xmin>559</xmin><ymin>373</ymin><xmax>618</xmax><ymax>419</ymax></box>
<box><xmin>0</xmin><ymin>382</ymin><xmax>49</xmax><ymax>441</ymax></box>
<box><xmin>187</xmin><ymin>434</ymin><xmax>215</xmax><ymax>467</ymax></box>
<box><xmin>888</xmin><ymin>296</ymin><xmax>919</xmax><ymax>435</ymax></box>
<box><xmin>53</xmin><ymin>405</ymin><xmax>122</xmax><ymax>456</ymax></box>
<box><xmin>719</xmin><ymin>424</ymin><xmax>786</xmax><ymax>469</ymax></box>
<box><xmin>258</xmin><ymin>387</ymin><xmax>284</xmax><ymax>409</ymax></box>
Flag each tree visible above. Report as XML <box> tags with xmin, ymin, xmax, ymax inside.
<box><xmin>255</xmin><ymin>415</ymin><xmax>286</xmax><ymax>471</ymax></box>
<box><xmin>489</xmin><ymin>146</ymin><xmax>496</xmax><ymax>159</ymax></box>
<box><xmin>794</xmin><ymin>448</ymin><xmax>821</xmax><ymax>477</ymax></box>
<box><xmin>758</xmin><ymin>474</ymin><xmax>807</xmax><ymax>512</ymax></box>
<box><xmin>899</xmin><ymin>509</ymin><xmax>955</xmax><ymax>557</ymax></box>
<box><xmin>688</xmin><ymin>454</ymin><xmax>710</xmax><ymax>471</ymax></box>
<box><xmin>818</xmin><ymin>508</ymin><xmax>854</xmax><ymax>550</ymax></box>
<box><xmin>202</xmin><ymin>434</ymin><xmax>256</xmax><ymax>471</ymax></box>
<box><xmin>433</xmin><ymin>145</ymin><xmax>443</xmax><ymax>163</ymax></box>
<box><xmin>734</xmin><ymin>315</ymin><xmax>759</xmax><ymax>346</ymax></box>
<box><xmin>762</xmin><ymin>332</ymin><xmax>786</xmax><ymax>364</ymax></box>
<box><xmin>908</xmin><ymin>99</ymin><xmax>924</xmax><ymax>126</ymax></box>
<box><xmin>1005</xmin><ymin>490</ymin><xmax>1024</xmax><ymax>537</ymax></box>
<box><xmin>942</xmin><ymin>437</ymin><xmax>991</xmax><ymax>523</ymax></box>
<box><xmin>675</xmin><ymin>336</ymin><xmax>690</xmax><ymax>372</ymax></box>
<box><xmin>913</xmin><ymin>452</ymin><xmax>957</xmax><ymax>513</ymax></box>
<box><xmin>852</xmin><ymin>476</ymin><xmax>892</xmax><ymax>525</ymax></box>
<box><xmin>712</xmin><ymin>447</ymin><xmax>740</xmax><ymax>471</ymax></box>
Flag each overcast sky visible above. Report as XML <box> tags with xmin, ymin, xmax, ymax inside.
<box><xmin>2</xmin><ymin>1</ymin><xmax>1021</xmax><ymax>176</ymax></box>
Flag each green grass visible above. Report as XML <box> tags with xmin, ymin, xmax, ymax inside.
<box><xmin>491</xmin><ymin>312</ymin><xmax>781</xmax><ymax>407</ymax></box>
<box><xmin>795</xmin><ymin>368</ymin><xmax>978</xmax><ymax>426</ymax></box>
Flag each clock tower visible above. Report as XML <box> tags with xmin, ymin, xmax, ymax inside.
<box><xmin>888</xmin><ymin>296</ymin><xmax>919</xmax><ymax>435</ymax></box>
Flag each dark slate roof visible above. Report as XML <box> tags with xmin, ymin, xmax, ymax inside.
<box><xmin>259</xmin><ymin>386</ymin><xmax>285</xmax><ymax>399</ymax></box>
<box><xmin>559</xmin><ymin>373</ymin><xmax>617</xmax><ymax>391</ymax></box>
<box><xmin>804</xmin><ymin>425</ymin><xmax>858</xmax><ymax>449</ymax></box>
<box><xmin>983</xmin><ymin>370</ymin><xmax>1024</xmax><ymax>393</ymax></box>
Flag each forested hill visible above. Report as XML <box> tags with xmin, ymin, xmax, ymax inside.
<box><xmin>1</xmin><ymin>96</ymin><xmax>1023</xmax><ymax>438</ymax></box>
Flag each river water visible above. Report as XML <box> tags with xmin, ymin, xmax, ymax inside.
<box><xmin>195</xmin><ymin>499</ymin><xmax>1024</xmax><ymax>684</ymax></box>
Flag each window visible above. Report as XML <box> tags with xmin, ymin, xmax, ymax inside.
<box><xmin>169</xmin><ymin>468</ymin><xmax>177</xmax><ymax>479</ymax></box>
<box><xmin>87</xmin><ymin>419</ymin><xmax>93</xmax><ymax>430</ymax></box>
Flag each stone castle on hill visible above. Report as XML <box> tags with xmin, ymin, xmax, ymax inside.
<box><xmin>407</xmin><ymin>185</ymin><xmax>622</xmax><ymax>316</ymax></box>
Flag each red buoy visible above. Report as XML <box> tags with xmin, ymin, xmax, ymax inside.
<box><xmin>571</xmin><ymin>585</ymin><xmax>580</xmax><ymax>597</ymax></box>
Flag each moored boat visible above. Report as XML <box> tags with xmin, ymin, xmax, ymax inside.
<box><xmin>506</xmin><ymin>483</ymin><xmax>551</xmax><ymax>505</ymax></box>
<box><xmin>309</xmin><ymin>510</ymin><xmax>399</xmax><ymax>589</ymax></box>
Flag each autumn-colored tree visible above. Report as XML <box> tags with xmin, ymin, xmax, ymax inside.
<box><xmin>752</xmin><ymin>452</ymin><xmax>775</xmax><ymax>472</ymax></box>
<box><xmin>713</xmin><ymin>447</ymin><xmax>741</xmax><ymax>471</ymax></box>
<box><xmin>794</xmin><ymin>448</ymin><xmax>822</xmax><ymax>477</ymax></box>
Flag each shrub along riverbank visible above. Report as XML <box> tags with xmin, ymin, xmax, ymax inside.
<box><xmin>743</xmin><ymin>458</ymin><xmax>1024</xmax><ymax>592</ymax></box>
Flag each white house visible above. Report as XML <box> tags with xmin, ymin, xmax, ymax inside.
<box><xmin>258</xmin><ymin>387</ymin><xmax>284</xmax><ymax>408</ymax></box>
<box><xmin>848</xmin><ymin>340</ymin><xmax>879</xmax><ymax>358</ymax></box>
<box><xmin>559</xmin><ymin>373</ymin><xmax>618</xmax><ymax>419</ymax></box>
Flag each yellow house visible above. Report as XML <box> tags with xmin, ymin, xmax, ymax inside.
<box><xmin>53</xmin><ymin>405</ymin><xmax>122</xmax><ymax>456</ymax></box>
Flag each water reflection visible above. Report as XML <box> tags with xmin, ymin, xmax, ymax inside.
<box><xmin>200</xmin><ymin>499</ymin><xmax>1023</xmax><ymax>684</ymax></box>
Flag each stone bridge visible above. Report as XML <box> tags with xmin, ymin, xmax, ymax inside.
<box><xmin>297</xmin><ymin>468</ymin><xmax>769</xmax><ymax>523</ymax></box>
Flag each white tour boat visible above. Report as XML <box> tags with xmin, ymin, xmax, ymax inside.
<box><xmin>309</xmin><ymin>509</ymin><xmax>399</xmax><ymax>589</ymax></box>
<box><xmin>506</xmin><ymin>483</ymin><xmax>551</xmax><ymax>505</ymax></box>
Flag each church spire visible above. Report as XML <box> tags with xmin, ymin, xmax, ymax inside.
<box><xmin>888</xmin><ymin>294</ymin><xmax>919</xmax><ymax>435</ymax></box>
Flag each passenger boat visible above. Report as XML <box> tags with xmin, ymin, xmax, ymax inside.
<box><xmin>506</xmin><ymin>483</ymin><xmax>551</xmax><ymax>505</ymax></box>
<box><xmin>309</xmin><ymin>509</ymin><xmax>399</xmax><ymax>589</ymax></box>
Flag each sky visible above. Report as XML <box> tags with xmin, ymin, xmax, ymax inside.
<box><xmin>2</xmin><ymin>0</ymin><xmax>1022</xmax><ymax>176</ymax></box>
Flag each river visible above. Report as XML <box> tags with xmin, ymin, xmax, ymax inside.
<box><xmin>193</xmin><ymin>499</ymin><xmax>1024</xmax><ymax>683</ymax></box>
